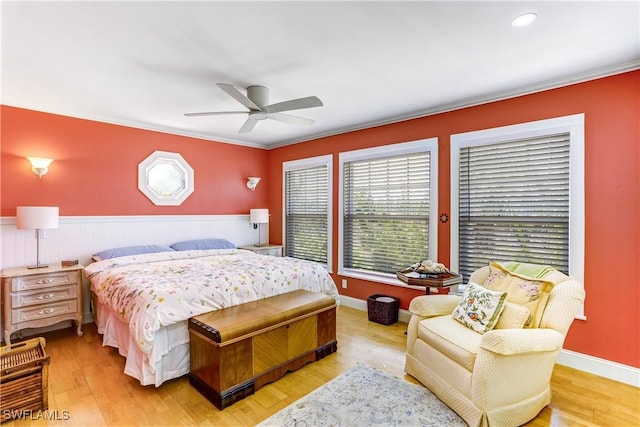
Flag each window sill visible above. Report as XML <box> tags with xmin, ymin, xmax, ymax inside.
<box><xmin>338</xmin><ymin>269</ymin><xmax>426</xmax><ymax>292</ymax></box>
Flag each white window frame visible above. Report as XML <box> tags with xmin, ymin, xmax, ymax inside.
<box><xmin>138</xmin><ymin>151</ymin><xmax>194</xmax><ymax>206</ymax></box>
<box><xmin>338</xmin><ymin>138</ymin><xmax>438</xmax><ymax>287</ymax></box>
<box><xmin>450</xmin><ymin>114</ymin><xmax>585</xmax><ymax>317</ymax></box>
<box><xmin>282</xmin><ymin>154</ymin><xmax>333</xmax><ymax>272</ymax></box>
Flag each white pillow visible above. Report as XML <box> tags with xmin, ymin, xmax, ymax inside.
<box><xmin>452</xmin><ymin>282</ymin><xmax>507</xmax><ymax>334</ymax></box>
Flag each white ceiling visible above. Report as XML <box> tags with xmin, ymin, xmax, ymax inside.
<box><xmin>2</xmin><ymin>1</ymin><xmax>638</xmax><ymax>149</ymax></box>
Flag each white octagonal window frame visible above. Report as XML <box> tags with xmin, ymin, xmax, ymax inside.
<box><xmin>138</xmin><ymin>151</ymin><xmax>194</xmax><ymax>206</ymax></box>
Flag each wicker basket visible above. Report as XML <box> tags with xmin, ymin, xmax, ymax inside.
<box><xmin>1</xmin><ymin>337</ymin><xmax>49</xmax><ymax>422</ymax></box>
<box><xmin>367</xmin><ymin>294</ymin><xmax>399</xmax><ymax>325</ymax></box>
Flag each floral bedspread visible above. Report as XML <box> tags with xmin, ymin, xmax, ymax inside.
<box><xmin>85</xmin><ymin>249</ymin><xmax>339</xmax><ymax>358</ymax></box>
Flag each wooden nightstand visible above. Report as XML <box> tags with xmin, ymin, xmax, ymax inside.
<box><xmin>1</xmin><ymin>263</ymin><xmax>84</xmax><ymax>345</ymax></box>
<box><xmin>238</xmin><ymin>244</ymin><xmax>283</xmax><ymax>257</ymax></box>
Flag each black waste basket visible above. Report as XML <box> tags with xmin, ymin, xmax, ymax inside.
<box><xmin>367</xmin><ymin>294</ymin><xmax>399</xmax><ymax>325</ymax></box>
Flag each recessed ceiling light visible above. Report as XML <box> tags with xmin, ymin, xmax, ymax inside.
<box><xmin>512</xmin><ymin>12</ymin><xmax>537</xmax><ymax>27</ymax></box>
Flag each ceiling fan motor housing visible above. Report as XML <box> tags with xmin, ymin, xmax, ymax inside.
<box><xmin>246</xmin><ymin>85</ymin><xmax>269</xmax><ymax>108</ymax></box>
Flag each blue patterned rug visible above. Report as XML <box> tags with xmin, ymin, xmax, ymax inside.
<box><xmin>257</xmin><ymin>364</ymin><xmax>466</xmax><ymax>427</ymax></box>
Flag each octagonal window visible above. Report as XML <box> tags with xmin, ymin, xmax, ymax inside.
<box><xmin>138</xmin><ymin>151</ymin><xmax>194</xmax><ymax>206</ymax></box>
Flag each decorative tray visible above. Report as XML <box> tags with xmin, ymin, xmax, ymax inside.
<box><xmin>396</xmin><ymin>269</ymin><xmax>462</xmax><ymax>287</ymax></box>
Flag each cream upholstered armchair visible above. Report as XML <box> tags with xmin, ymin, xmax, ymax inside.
<box><xmin>405</xmin><ymin>262</ymin><xmax>585</xmax><ymax>427</ymax></box>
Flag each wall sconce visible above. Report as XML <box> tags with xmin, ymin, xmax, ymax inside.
<box><xmin>16</xmin><ymin>206</ymin><xmax>60</xmax><ymax>269</ymax></box>
<box><xmin>247</xmin><ymin>176</ymin><xmax>261</xmax><ymax>191</ymax></box>
<box><xmin>27</xmin><ymin>157</ymin><xmax>54</xmax><ymax>179</ymax></box>
<box><xmin>249</xmin><ymin>208</ymin><xmax>269</xmax><ymax>246</ymax></box>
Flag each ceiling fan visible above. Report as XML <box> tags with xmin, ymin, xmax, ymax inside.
<box><xmin>185</xmin><ymin>83</ymin><xmax>323</xmax><ymax>133</ymax></box>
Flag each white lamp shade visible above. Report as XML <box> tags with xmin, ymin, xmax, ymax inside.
<box><xmin>16</xmin><ymin>206</ymin><xmax>59</xmax><ymax>230</ymax></box>
<box><xmin>250</xmin><ymin>208</ymin><xmax>269</xmax><ymax>224</ymax></box>
<box><xmin>27</xmin><ymin>157</ymin><xmax>54</xmax><ymax>169</ymax></box>
<box><xmin>247</xmin><ymin>177</ymin><xmax>261</xmax><ymax>191</ymax></box>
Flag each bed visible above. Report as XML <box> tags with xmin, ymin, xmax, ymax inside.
<box><xmin>84</xmin><ymin>246</ymin><xmax>340</xmax><ymax>387</ymax></box>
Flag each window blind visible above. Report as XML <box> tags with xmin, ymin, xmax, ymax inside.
<box><xmin>285</xmin><ymin>165</ymin><xmax>328</xmax><ymax>264</ymax></box>
<box><xmin>458</xmin><ymin>133</ymin><xmax>570</xmax><ymax>279</ymax></box>
<box><xmin>343</xmin><ymin>152</ymin><xmax>430</xmax><ymax>274</ymax></box>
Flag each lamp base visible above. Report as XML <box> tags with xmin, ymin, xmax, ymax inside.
<box><xmin>27</xmin><ymin>264</ymin><xmax>49</xmax><ymax>269</ymax></box>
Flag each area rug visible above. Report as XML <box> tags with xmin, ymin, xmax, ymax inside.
<box><xmin>257</xmin><ymin>364</ymin><xmax>466</xmax><ymax>426</ymax></box>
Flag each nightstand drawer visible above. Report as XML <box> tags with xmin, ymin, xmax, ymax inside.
<box><xmin>239</xmin><ymin>245</ymin><xmax>283</xmax><ymax>257</ymax></box>
<box><xmin>11</xmin><ymin>284</ymin><xmax>78</xmax><ymax>308</ymax></box>
<box><xmin>258</xmin><ymin>247</ymin><xmax>282</xmax><ymax>257</ymax></box>
<box><xmin>12</xmin><ymin>271</ymin><xmax>79</xmax><ymax>292</ymax></box>
<box><xmin>11</xmin><ymin>300</ymin><xmax>78</xmax><ymax>324</ymax></box>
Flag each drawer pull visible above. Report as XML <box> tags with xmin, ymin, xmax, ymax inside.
<box><xmin>36</xmin><ymin>279</ymin><xmax>54</xmax><ymax>284</ymax></box>
<box><xmin>37</xmin><ymin>308</ymin><xmax>55</xmax><ymax>315</ymax></box>
<box><xmin>37</xmin><ymin>294</ymin><xmax>55</xmax><ymax>300</ymax></box>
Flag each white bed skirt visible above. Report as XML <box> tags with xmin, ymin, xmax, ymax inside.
<box><xmin>94</xmin><ymin>299</ymin><xmax>191</xmax><ymax>387</ymax></box>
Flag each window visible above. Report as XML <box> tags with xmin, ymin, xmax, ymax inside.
<box><xmin>451</xmin><ymin>114</ymin><xmax>585</xmax><ymax>285</ymax></box>
<box><xmin>283</xmin><ymin>155</ymin><xmax>332</xmax><ymax>270</ymax></box>
<box><xmin>339</xmin><ymin>139</ymin><xmax>438</xmax><ymax>284</ymax></box>
<box><xmin>138</xmin><ymin>151</ymin><xmax>194</xmax><ymax>206</ymax></box>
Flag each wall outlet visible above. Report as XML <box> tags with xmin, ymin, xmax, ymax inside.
<box><xmin>341</xmin><ymin>279</ymin><xmax>347</xmax><ymax>289</ymax></box>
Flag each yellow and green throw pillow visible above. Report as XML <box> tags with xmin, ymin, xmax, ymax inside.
<box><xmin>484</xmin><ymin>261</ymin><xmax>554</xmax><ymax>328</ymax></box>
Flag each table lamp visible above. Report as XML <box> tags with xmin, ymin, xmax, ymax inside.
<box><xmin>16</xmin><ymin>206</ymin><xmax>59</xmax><ymax>269</ymax></box>
<box><xmin>249</xmin><ymin>208</ymin><xmax>269</xmax><ymax>246</ymax></box>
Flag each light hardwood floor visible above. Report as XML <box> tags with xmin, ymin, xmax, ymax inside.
<box><xmin>3</xmin><ymin>306</ymin><xmax>639</xmax><ymax>426</ymax></box>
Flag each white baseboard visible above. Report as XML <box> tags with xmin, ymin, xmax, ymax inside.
<box><xmin>340</xmin><ymin>295</ymin><xmax>413</xmax><ymax>323</ymax></box>
<box><xmin>556</xmin><ymin>349</ymin><xmax>640</xmax><ymax>387</ymax></box>
<box><xmin>339</xmin><ymin>295</ymin><xmax>640</xmax><ymax>388</ymax></box>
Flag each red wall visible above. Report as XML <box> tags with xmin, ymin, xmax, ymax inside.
<box><xmin>267</xmin><ymin>71</ymin><xmax>640</xmax><ymax>368</ymax></box>
<box><xmin>2</xmin><ymin>71</ymin><xmax>638</xmax><ymax>368</ymax></box>
<box><xmin>1</xmin><ymin>106</ymin><xmax>269</xmax><ymax>216</ymax></box>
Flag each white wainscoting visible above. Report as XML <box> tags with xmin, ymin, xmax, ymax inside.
<box><xmin>0</xmin><ymin>214</ymin><xmax>263</xmax><ymax>330</ymax></box>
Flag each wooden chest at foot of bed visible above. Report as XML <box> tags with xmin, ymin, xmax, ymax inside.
<box><xmin>188</xmin><ymin>289</ymin><xmax>337</xmax><ymax>410</ymax></box>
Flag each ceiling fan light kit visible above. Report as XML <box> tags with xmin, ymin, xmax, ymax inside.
<box><xmin>185</xmin><ymin>83</ymin><xmax>323</xmax><ymax>134</ymax></box>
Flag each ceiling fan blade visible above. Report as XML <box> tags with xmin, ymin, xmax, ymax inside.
<box><xmin>217</xmin><ymin>83</ymin><xmax>260</xmax><ymax>111</ymax></box>
<box><xmin>184</xmin><ymin>111</ymin><xmax>247</xmax><ymax>117</ymax></box>
<box><xmin>239</xmin><ymin>117</ymin><xmax>259</xmax><ymax>133</ymax></box>
<box><xmin>262</xmin><ymin>96</ymin><xmax>323</xmax><ymax>114</ymax></box>
<box><xmin>268</xmin><ymin>112</ymin><xmax>315</xmax><ymax>126</ymax></box>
